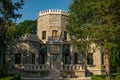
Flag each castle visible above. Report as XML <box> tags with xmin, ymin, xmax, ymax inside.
<box><xmin>6</xmin><ymin>9</ymin><xmax>105</xmax><ymax>80</ymax></box>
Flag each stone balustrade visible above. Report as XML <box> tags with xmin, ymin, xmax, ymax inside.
<box><xmin>63</xmin><ymin>64</ymin><xmax>85</xmax><ymax>71</ymax></box>
<box><xmin>23</xmin><ymin>64</ymin><xmax>48</xmax><ymax>71</ymax></box>
<box><xmin>48</xmin><ymin>36</ymin><xmax>60</xmax><ymax>42</ymax></box>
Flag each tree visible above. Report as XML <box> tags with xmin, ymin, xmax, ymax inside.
<box><xmin>67</xmin><ymin>0</ymin><xmax>120</xmax><ymax>73</ymax></box>
<box><xmin>0</xmin><ymin>0</ymin><xmax>24</xmax><ymax>64</ymax></box>
<box><xmin>16</xmin><ymin>20</ymin><xmax>37</xmax><ymax>37</ymax></box>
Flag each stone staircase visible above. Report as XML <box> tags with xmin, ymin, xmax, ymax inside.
<box><xmin>21</xmin><ymin>69</ymin><xmax>91</xmax><ymax>80</ymax></box>
<box><xmin>21</xmin><ymin>69</ymin><xmax>61</xmax><ymax>80</ymax></box>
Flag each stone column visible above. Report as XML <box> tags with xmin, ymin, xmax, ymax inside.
<box><xmin>60</xmin><ymin>42</ymin><xmax>63</xmax><ymax>70</ymax></box>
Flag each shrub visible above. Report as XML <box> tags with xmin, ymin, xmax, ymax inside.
<box><xmin>91</xmin><ymin>75</ymin><xmax>106</xmax><ymax>80</ymax></box>
<box><xmin>115</xmin><ymin>67</ymin><xmax>120</xmax><ymax>80</ymax></box>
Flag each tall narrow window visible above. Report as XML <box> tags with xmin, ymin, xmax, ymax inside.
<box><xmin>15</xmin><ymin>53</ymin><xmax>21</xmax><ymax>64</ymax></box>
<box><xmin>32</xmin><ymin>54</ymin><xmax>35</xmax><ymax>64</ymax></box>
<box><xmin>64</xmin><ymin>31</ymin><xmax>67</xmax><ymax>40</ymax></box>
<box><xmin>87</xmin><ymin>53</ymin><xmax>93</xmax><ymax>65</ymax></box>
<box><xmin>101</xmin><ymin>53</ymin><xmax>104</xmax><ymax>65</ymax></box>
<box><xmin>39</xmin><ymin>45</ymin><xmax>47</xmax><ymax>64</ymax></box>
<box><xmin>52</xmin><ymin>30</ymin><xmax>58</xmax><ymax>38</ymax></box>
<box><xmin>42</xmin><ymin>31</ymin><xmax>46</xmax><ymax>40</ymax></box>
<box><xmin>74</xmin><ymin>53</ymin><xmax>78</xmax><ymax>64</ymax></box>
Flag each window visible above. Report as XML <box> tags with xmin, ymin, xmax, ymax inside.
<box><xmin>64</xmin><ymin>31</ymin><xmax>67</xmax><ymax>40</ymax></box>
<box><xmin>74</xmin><ymin>53</ymin><xmax>78</xmax><ymax>64</ymax></box>
<box><xmin>15</xmin><ymin>53</ymin><xmax>21</xmax><ymax>64</ymax></box>
<box><xmin>39</xmin><ymin>45</ymin><xmax>47</xmax><ymax>64</ymax></box>
<box><xmin>42</xmin><ymin>31</ymin><xmax>46</xmax><ymax>40</ymax></box>
<box><xmin>32</xmin><ymin>54</ymin><xmax>35</xmax><ymax>64</ymax></box>
<box><xmin>52</xmin><ymin>30</ymin><xmax>58</xmax><ymax>38</ymax></box>
<box><xmin>87</xmin><ymin>53</ymin><xmax>93</xmax><ymax>65</ymax></box>
<box><xmin>101</xmin><ymin>53</ymin><xmax>104</xmax><ymax>65</ymax></box>
<box><xmin>39</xmin><ymin>54</ymin><xmax>46</xmax><ymax>64</ymax></box>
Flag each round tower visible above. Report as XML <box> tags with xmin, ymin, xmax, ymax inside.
<box><xmin>37</xmin><ymin>9</ymin><xmax>69</xmax><ymax>43</ymax></box>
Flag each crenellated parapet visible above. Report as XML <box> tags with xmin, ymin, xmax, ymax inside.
<box><xmin>38</xmin><ymin>9</ymin><xmax>69</xmax><ymax>16</ymax></box>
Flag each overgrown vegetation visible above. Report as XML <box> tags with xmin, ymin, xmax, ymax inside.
<box><xmin>91</xmin><ymin>75</ymin><xmax>106</xmax><ymax>80</ymax></box>
<box><xmin>0</xmin><ymin>75</ymin><xmax>20</xmax><ymax>80</ymax></box>
<box><xmin>67</xmin><ymin>0</ymin><xmax>120</xmax><ymax>73</ymax></box>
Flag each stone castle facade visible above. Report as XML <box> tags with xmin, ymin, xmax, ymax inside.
<box><xmin>6</xmin><ymin>9</ymin><xmax>105</xmax><ymax>80</ymax></box>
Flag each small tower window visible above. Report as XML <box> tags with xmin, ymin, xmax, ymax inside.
<box><xmin>52</xmin><ymin>30</ymin><xmax>58</xmax><ymax>38</ymax></box>
<box><xmin>42</xmin><ymin>31</ymin><xmax>46</xmax><ymax>40</ymax></box>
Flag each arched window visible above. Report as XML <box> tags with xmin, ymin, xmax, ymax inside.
<box><xmin>52</xmin><ymin>30</ymin><xmax>58</xmax><ymax>38</ymax></box>
<box><xmin>15</xmin><ymin>53</ymin><xmax>21</xmax><ymax>64</ymax></box>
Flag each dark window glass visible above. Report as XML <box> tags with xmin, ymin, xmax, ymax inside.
<box><xmin>42</xmin><ymin>31</ymin><xmax>46</xmax><ymax>40</ymax></box>
<box><xmin>15</xmin><ymin>53</ymin><xmax>21</xmax><ymax>64</ymax></box>
<box><xmin>101</xmin><ymin>53</ymin><xmax>104</xmax><ymax>65</ymax></box>
<box><xmin>32</xmin><ymin>54</ymin><xmax>35</xmax><ymax>64</ymax></box>
<box><xmin>39</xmin><ymin>54</ymin><xmax>46</xmax><ymax>64</ymax></box>
<box><xmin>64</xmin><ymin>31</ymin><xmax>67</xmax><ymax>40</ymax></box>
<box><xmin>74</xmin><ymin>53</ymin><xmax>78</xmax><ymax>64</ymax></box>
<box><xmin>87</xmin><ymin>53</ymin><xmax>93</xmax><ymax>65</ymax></box>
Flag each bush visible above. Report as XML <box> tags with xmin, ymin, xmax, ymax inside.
<box><xmin>0</xmin><ymin>75</ymin><xmax>20</xmax><ymax>80</ymax></box>
<box><xmin>91</xmin><ymin>75</ymin><xmax>106</xmax><ymax>80</ymax></box>
<box><xmin>115</xmin><ymin>67</ymin><xmax>120</xmax><ymax>80</ymax></box>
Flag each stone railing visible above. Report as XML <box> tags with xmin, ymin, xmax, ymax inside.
<box><xmin>48</xmin><ymin>36</ymin><xmax>60</xmax><ymax>42</ymax></box>
<box><xmin>62</xmin><ymin>64</ymin><xmax>85</xmax><ymax>71</ymax></box>
<box><xmin>23</xmin><ymin>64</ymin><xmax>48</xmax><ymax>71</ymax></box>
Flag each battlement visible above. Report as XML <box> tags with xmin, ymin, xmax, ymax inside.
<box><xmin>39</xmin><ymin>9</ymin><xmax>69</xmax><ymax>16</ymax></box>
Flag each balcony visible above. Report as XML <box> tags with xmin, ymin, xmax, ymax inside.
<box><xmin>62</xmin><ymin>64</ymin><xmax>85</xmax><ymax>71</ymax></box>
<box><xmin>48</xmin><ymin>36</ymin><xmax>61</xmax><ymax>42</ymax></box>
<box><xmin>23</xmin><ymin>64</ymin><xmax>49</xmax><ymax>71</ymax></box>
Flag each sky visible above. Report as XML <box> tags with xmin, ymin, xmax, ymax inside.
<box><xmin>14</xmin><ymin>0</ymin><xmax>72</xmax><ymax>23</ymax></box>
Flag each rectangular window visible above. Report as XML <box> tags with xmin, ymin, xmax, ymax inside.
<box><xmin>42</xmin><ymin>31</ymin><xmax>46</xmax><ymax>40</ymax></box>
<box><xmin>15</xmin><ymin>53</ymin><xmax>21</xmax><ymax>64</ymax></box>
<box><xmin>64</xmin><ymin>31</ymin><xmax>67</xmax><ymax>40</ymax></box>
<box><xmin>32</xmin><ymin>54</ymin><xmax>35</xmax><ymax>64</ymax></box>
<box><xmin>87</xmin><ymin>53</ymin><xmax>93</xmax><ymax>65</ymax></box>
<box><xmin>101</xmin><ymin>53</ymin><xmax>104</xmax><ymax>65</ymax></box>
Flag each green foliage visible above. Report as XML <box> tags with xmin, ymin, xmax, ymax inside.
<box><xmin>16</xmin><ymin>20</ymin><xmax>37</xmax><ymax>37</ymax></box>
<box><xmin>67</xmin><ymin>0</ymin><xmax>120</xmax><ymax>71</ymax></box>
<box><xmin>115</xmin><ymin>67</ymin><xmax>120</xmax><ymax>80</ymax></box>
<box><xmin>0</xmin><ymin>75</ymin><xmax>20</xmax><ymax>80</ymax></box>
<box><xmin>0</xmin><ymin>0</ymin><xmax>24</xmax><ymax>21</ymax></box>
<box><xmin>0</xmin><ymin>63</ymin><xmax>9</xmax><ymax>77</ymax></box>
<box><xmin>91</xmin><ymin>75</ymin><xmax>106</xmax><ymax>80</ymax></box>
<box><xmin>0</xmin><ymin>0</ymin><xmax>24</xmax><ymax>76</ymax></box>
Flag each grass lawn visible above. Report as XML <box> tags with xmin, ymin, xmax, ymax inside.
<box><xmin>0</xmin><ymin>75</ymin><xmax>20</xmax><ymax>80</ymax></box>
